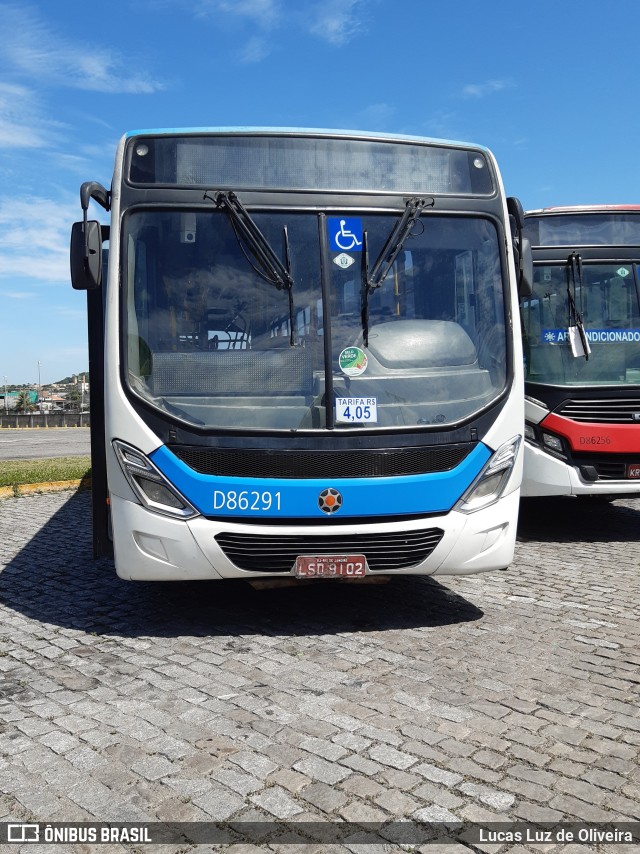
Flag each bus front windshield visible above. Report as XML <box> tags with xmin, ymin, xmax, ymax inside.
<box><xmin>124</xmin><ymin>208</ymin><xmax>507</xmax><ymax>431</ymax></box>
<box><xmin>522</xmin><ymin>263</ymin><xmax>640</xmax><ymax>386</ymax></box>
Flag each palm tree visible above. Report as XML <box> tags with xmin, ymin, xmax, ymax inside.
<box><xmin>14</xmin><ymin>390</ymin><xmax>36</xmax><ymax>413</ymax></box>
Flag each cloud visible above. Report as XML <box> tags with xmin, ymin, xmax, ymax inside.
<box><xmin>1</xmin><ymin>291</ymin><xmax>36</xmax><ymax>299</ymax></box>
<box><xmin>0</xmin><ymin>82</ymin><xmax>61</xmax><ymax>149</ymax></box>
<box><xmin>239</xmin><ymin>35</ymin><xmax>273</xmax><ymax>63</ymax></box>
<box><xmin>50</xmin><ymin>140</ymin><xmax>119</xmax><ymax>178</ymax></box>
<box><xmin>421</xmin><ymin>110</ymin><xmax>464</xmax><ymax>142</ymax></box>
<box><xmin>307</xmin><ymin>0</ymin><xmax>367</xmax><ymax>45</ymax></box>
<box><xmin>195</xmin><ymin>0</ymin><xmax>280</xmax><ymax>29</ymax></box>
<box><xmin>462</xmin><ymin>80</ymin><xmax>512</xmax><ymax>99</ymax></box>
<box><xmin>0</xmin><ymin>3</ymin><xmax>165</xmax><ymax>94</ymax></box>
<box><xmin>156</xmin><ymin>0</ymin><xmax>368</xmax><ymax>61</ymax></box>
<box><xmin>0</xmin><ymin>194</ymin><xmax>78</xmax><ymax>284</ymax></box>
<box><xmin>54</xmin><ymin>307</ymin><xmax>87</xmax><ymax>319</ymax></box>
<box><xmin>198</xmin><ymin>0</ymin><xmax>369</xmax><ymax>47</ymax></box>
<box><xmin>354</xmin><ymin>102</ymin><xmax>396</xmax><ymax>131</ymax></box>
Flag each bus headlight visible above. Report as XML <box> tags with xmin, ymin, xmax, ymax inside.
<box><xmin>113</xmin><ymin>440</ymin><xmax>199</xmax><ymax>519</ymax></box>
<box><xmin>455</xmin><ymin>436</ymin><xmax>521</xmax><ymax>514</ymax></box>
<box><xmin>542</xmin><ymin>432</ymin><xmax>564</xmax><ymax>454</ymax></box>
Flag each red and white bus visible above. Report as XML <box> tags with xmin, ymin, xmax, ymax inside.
<box><xmin>521</xmin><ymin>205</ymin><xmax>640</xmax><ymax>498</ymax></box>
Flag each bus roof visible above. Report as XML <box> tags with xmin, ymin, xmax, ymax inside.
<box><xmin>123</xmin><ymin>128</ymin><xmax>497</xmax><ymax>196</ymax></box>
<box><xmin>124</xmin><ymin>126</ymin><xmax>491</xmax><ymax>154</ymax></box>
<box><xmin>524</xmin><ymin>205</ymin><xmax>640</xmax><ymax>247</ymax></box>
<box><xmin>527</xmin><ymin>204</ymin><xmax>640</xmax><ymax>215</ymax></box>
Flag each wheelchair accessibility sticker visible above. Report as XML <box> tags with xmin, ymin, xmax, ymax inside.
<box><xmin>328</xmin><ymin>217</ymin><xmax>363</xmax><ymax>252</ymax></box>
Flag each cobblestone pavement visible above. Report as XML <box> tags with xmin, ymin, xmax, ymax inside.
<box><xmin>0</xmin><ymin>491</ymin><xmax>639</xmax><ymax>853</ymax></box>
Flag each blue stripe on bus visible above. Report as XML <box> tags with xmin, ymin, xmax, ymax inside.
<box><xmin>150</xmin><ymin>442</ymin><xmax>491</xmax><ymax>519</ymax></box>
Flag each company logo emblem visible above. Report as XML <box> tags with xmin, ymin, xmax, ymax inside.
<box><xmin>8</xmin><ymin>825</ymin><xmax>40</xmax><ymax>843</ymax></box>
<box><xmin>333</xmin><ymin>252</ymin><xmax>355</xmax><ymax>269</ymax></box>
<box><xmin>318</xmin><ymin>488</ymin><xmax>343</xmax><ymax>514</ymax></box>
<box><xmin>632</xmin><ymin>413</ymin><xmax>640</xmax><ymax>423</ymax></box>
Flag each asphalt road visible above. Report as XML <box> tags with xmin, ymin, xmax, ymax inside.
<box><xmin>0</xmin><ymin>427</ymin><xmax>91</xmax><ymax>460</ymax></box>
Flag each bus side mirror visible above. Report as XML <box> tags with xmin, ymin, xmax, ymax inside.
<box><xmin>70</xmin><ymin>220</ymin><xmax>103</xmax><ymax>290</ymax></box>
<box><xmin>519</xmin><ymin>237</ymin><xmax>533</xmax><ymax>298</ymax></box>
<box><xmin>506</xmin><ymin>197</ymin><xmax>533</xmax><ymax>297</ymax></box>
<box><xmin>506</xmin><ymin>196</ymin><xmax>525</xmax><ymax>231</ymax></box>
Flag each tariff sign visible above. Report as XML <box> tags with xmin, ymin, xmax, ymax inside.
<box><xmin>336</xmin><ymin>397</ymin><xmax>377</xmax><ymax>423</ymax></box>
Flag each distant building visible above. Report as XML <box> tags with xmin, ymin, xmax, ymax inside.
<box><xmin>0</xmin><ymin>391</ymin><xmax>37</xmax><ymax>410</ymax></box>
<box><xmin>72</xmin><ymin>374</ymin><xmax>89</xmax><ymax>393</ymax></box>
<box><xmin>39</xmin><ymin>394</ymin><xmax>66</xmax><ymax>412</ymax></box>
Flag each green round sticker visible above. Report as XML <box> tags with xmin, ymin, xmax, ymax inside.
<box><xmin>339</xmin><ymin>347</ymin><xmax>368</xmax><ymax>376</ymax></box>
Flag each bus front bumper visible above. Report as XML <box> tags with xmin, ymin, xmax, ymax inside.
<box><xmin>109</xmin><ymin>491</ymin><xmax>519</xmax><ymax>581</ymax></box>
<box><xmin>522</xmin><ymin>443</ymin><xmax>640</xmax><ymax>498</ymax></box>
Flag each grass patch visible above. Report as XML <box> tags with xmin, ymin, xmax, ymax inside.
<box><xmin>0</xmin><ymin>456</ymin><xmax>91</xmax><ymax>488</ymax></box>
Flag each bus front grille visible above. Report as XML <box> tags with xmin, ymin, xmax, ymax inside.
<box><xmin>172</xmin><ymin>444</ymin><xmax>473</xmax><ymax>479</ymax></box>
<box><xmin>214</xmin><ymin>528</ymin><xmax>445</xmax><ymax>573</ymax></box>
<box><xmin>574</xmin><ymin>454</ymin><xmax>639</xmax><ymax>480</ymax></box>
<box><xmin>556</xmin><ymin>397</ymin><xmax>640</xmax><ymax>423</ymax></box>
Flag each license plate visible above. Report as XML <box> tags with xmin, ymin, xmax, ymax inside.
<box><xmin>294</xmin><ymin>554</ymin><xmax>367</xmax><ymax>579</ymax></box>
<box><xmin>627</xmin><ymin>464</ymin><xmax>640</xmax><ymax>478</ymax></box>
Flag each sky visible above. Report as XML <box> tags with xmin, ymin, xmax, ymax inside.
<box><xmin>2</xmin><ymin>0</ymin><xmax>640</xmax><ymax>385</ymax></box>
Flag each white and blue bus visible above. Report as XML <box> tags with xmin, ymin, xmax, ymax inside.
<box><xmin>71</xmin><ymin>128</ymin><xmax>530</xmax><ymax>581</ymax></box>
<box><xmin>522</xmin><ymin>205</ymin><xmax>640</xmax><ymax>498</ymax></box>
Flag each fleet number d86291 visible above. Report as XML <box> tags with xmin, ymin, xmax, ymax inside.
<box><xmin>213</xmin><ymin>490</ymin><xmax>281</xmax><ymax>512</ymax></box>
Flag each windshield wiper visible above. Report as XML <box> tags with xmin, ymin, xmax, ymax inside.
<box><xmin>204</xmin><ymin>191</ymin><xmax>293</xmax><ymax>291</ymax></box>
<box><xmin>361</xmin><ymin>196</ymin><xmax>433</xmax><ymax>346</ymax></box>
<box><xmin>566</xmin><ymin>252</ymin><xmax>591</xmax><ymax>360</ymax></box>
<box><xmin>205</xmin><ymin>190</ymin><xmax>296</xmax><ymax>345</ymax></box>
